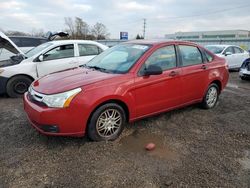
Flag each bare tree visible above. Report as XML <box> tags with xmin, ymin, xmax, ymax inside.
<box><xmin>91</xmin><ymin>22</ymin><xmax>109</xmax><ymax>40</ymax></box>
<box><xmin>4</xmin><ymin>30</ymin><xmax>30</xmax><ymax>36</ymax></box>
<box><xmin>75</xmin><ymin>17</ymin><xmax>89</xmax><ymax>39</ymax></box>
<box><xmin>64</xmin><ymin>17</ymin><xmax>75</xmax><ymax>38</ymax></box>
<box><xmin>30</xmin><ymin>28</ymin><xmax>45</xmax><ymax>37</ymax></box>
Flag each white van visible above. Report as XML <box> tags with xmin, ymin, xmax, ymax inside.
<box><xmin>0</xmin><ymin>32</ymin><xmax>108</xmax><ymax>97</ymax></box>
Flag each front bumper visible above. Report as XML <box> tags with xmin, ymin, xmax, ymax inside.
<box><xmin>0</xmin><ymin>76</ymin><xmax>8</xmax><ymax>94</ymax></box>
<box><xmin>23</xmin><ymin>93</ymin><xmax>87</xmax><ymax>137</ymax></box>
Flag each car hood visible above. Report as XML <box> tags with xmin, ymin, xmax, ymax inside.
<box><xmin>0</xmin><ymin>31</ymin><xmax>24</xmax><ymax>55</ymax></box>
<box><xmin>32</xmin><ymin>68</ymin><xmax>120</xmax><ymax>94</ymax></box>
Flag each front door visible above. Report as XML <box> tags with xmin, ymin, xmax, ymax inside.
<box><xmin>37</xmin><ymin>44</ymin><xmax>77</xmax><ymax>77</ymax></box>
<box><xmin>133</xmin><ymin>45</ymin><xmax>182</xmax><ymax>117</ymax></box>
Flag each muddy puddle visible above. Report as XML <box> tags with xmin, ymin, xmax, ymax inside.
<box><xmin>119</xmin><ymin>130</ymin><xmax>178</xmax><ymax>160</ymax></box>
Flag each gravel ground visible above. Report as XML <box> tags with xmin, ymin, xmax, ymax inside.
<box><xmin>0</xmin><ymin>72</ymin><xmax>250</xmax><ymax>188</ymax></box>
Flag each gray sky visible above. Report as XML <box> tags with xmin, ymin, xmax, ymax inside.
<box><xmin>0</xmin><ymin>0</ymin><xmax>250</xmax><ymax>39</ymax></box>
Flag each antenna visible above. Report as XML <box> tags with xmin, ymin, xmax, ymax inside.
<box><xmin>143</xmin><ymin>18</ymin><xmax>146</xmax><ymax>39</ymax></box>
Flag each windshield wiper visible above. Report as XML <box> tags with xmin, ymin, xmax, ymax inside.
<box><xmin>88</xmin><ymin>65</ymin><xmax>111</xmax><ymax>73</ymax></box>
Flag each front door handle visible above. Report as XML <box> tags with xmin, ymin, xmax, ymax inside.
<box><xmin>169</xmin><ymin>71</ymin><xmax>178</xmax><ymax>77</ymax></box>
<box><xmin>201</xmin><ymin>65</ymin><xmax>207</xmax><ymax>70</ymax></box>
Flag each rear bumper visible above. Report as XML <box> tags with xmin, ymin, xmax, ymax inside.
<box><xmin>0</xmin><ymin>76</ymin><xmax>8</xmax><ymax>94</ymax></box>
<box><xmin>23</xmin><ymin>93</ymin><xmax>86</xmax><ymax>137</ymax></box>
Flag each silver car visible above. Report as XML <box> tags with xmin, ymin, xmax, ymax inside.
<box><xmin>239</xmin><ymin>58</ymin><xmax>250</xmax><ymax>80</ymax></box>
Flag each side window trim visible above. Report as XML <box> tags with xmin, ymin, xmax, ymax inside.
<box><xmin>176</xmin><ymin>44</ymin><xmax>204</xmax><ymax>67</ymax></box>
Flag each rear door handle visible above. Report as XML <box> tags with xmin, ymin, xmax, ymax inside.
<box><xmin>201</xmin><ymin>65</ymin><xmax>207</xmax><ymax>70</ymax></box>
<box><xmin>169</xmin><ymin>71</ymin><xmax>178</xmax><ymax>77</ymax></box>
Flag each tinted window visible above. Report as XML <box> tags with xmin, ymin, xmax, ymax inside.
<box><xmin>179</xmin><ymin>45</ymin><xmax>203</xmax><ymax>66</ymax></box>
<box><xmin>234</xmin><ymin>47</ymin><xmax>244</xmax><ymax>54</ymax></box>
<box><xmin>9</xmin><ymin>37</ymin><xmax>22</xmax><ymax>47</ymax></box>
<box><xmin>142</xmin><ymin>45</ymin><xmax>177</xmax><ymax>72</ymax></box>
<box><xmin>224</xmin><ymin>47</ymin><xmax>234</xmax><ymax>54</ymax></box>
<box><xmin>43</xmin><ymin>44</ymin><xmax>74</xmax><ymax>61</ymax></box>
<box><xmin>78</xmin><ymin>44</ymin><xmax>100</xmax><ymax>56</ymax></box>
<box><xmin>9</xmin><ymin>37</ymin><xmax>47</xmax><ymax>47</ymax></box>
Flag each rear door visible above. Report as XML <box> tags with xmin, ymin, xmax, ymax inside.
<box><xmin>178</xmin><ymin>44</ymin><xmax>209</xmax><ymax>104</ymax></box>
<box><xmin>37</xmin><ymin>43</ymin><xmax>77</xmax><ymax>77</ymax></box>
<box><xmin>77</xmin><ymin>43</ymin><xmax>103</xmax><ymax>66</ymax></box>
<box><xmin>233</xmin><ymin>46</ymin><xmax>249</xmax><ymax>68</ymax></box>
<box><xmin>133</xmin><ymin>44</ymin><xmax>182</xmax><ymax>117</ymax></box>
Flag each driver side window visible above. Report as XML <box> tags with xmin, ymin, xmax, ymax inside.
<box><xmin>139</xmin><ymin>45</ymin><xmax>177</xmax><ymax>75</ymax></box>
<box><xmin>43</xmin><ymin>44</ymin><xmax>74</xmax><ymax>61</ymax></box>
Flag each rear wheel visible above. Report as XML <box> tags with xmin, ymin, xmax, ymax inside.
<box><xmin>87</xmin><ymin>103</ymin><xmax>126</xmax><ymax>141</ymax></box>
<box><xmin>240</xmin><ymin>76</ymin><xmax>247</xmax><ymax>80</ymax></box>
<box><xmin>6</xmin><ymin>75</ymin><xmax>33</xmax><ymax>98</ymax></box>
<box><xmin>200</xmin><ymin>83</ymin><xmax>219</xmax><ymax>109</ymax></box>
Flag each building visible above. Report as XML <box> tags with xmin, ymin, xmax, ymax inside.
<box><xmin>165</xmin><ymin>30</ymin><xmax>250</xmax><ymax>50</ymax></box>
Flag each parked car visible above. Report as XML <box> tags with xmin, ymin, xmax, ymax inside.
<box><xmin>0</xmin><ymin>31</ymin><xmax>69</xmax><ymax>61</ymax></box>
<box><xmin>0</xmin><ymin>31</ymin><xmax>108</xmax><ymax>97</ymax></box>
<box><xmin>24</xmin><ymin>40</ymin><xmax>229</xmax><ymax>141</ymax></box>
<box><xmin>205</xmin><ymin>45</ymin><xmax>249</xmax><ymax>69</ymax></box>
<box><xmin>239</xmin><ymin>58</ymin><xmax>250</xmax><ymax>80</ymax></box>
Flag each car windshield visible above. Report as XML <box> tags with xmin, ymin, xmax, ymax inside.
<box><xmin>86</xmin><ymin>43</ymin><xmax>151</xmax><ymax>74</ymax></box>
<box><xmin>25</xmin><ymin>42</ymin><xmax>52</xmax><ymax>58</ymax></box>
<box><xmin>205</xmin><ymin>46</ymin><xmax>225</xmax><ymax>54</ymax></box>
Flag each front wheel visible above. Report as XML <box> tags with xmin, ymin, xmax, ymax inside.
<box><xmin>87</xmin><ymin>103</ymin><xmax>126</xmax><ymax>141</ymax></box>
<box><xmin>200</xmin><ymin>83</ymin><xmax>219</xmax><ymax>109</ymax></box>
<box><xmin>6</xmin><ymin>75</ymin><xmax>33</xmax><ymax>98</ymax></box>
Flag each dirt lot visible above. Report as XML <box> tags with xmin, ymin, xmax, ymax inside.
<box><xmin>0</xmin><ymin>72</ymin><xmax>250</xmax><ymax>188</ymax></box>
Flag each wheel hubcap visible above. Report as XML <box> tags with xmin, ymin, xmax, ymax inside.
<box><xmin>206</xmin><ymin>86</ymin><xmax>218</xmax><ymax>107</ymax></box>
<box><xmin>96</xmin><ymin>109</ymin><xmax>122</xmax><ymax>137</ymax></box>
<box><xmin>14</xmin><ymin>82</ymin><xmax>27</xmax><ymax>94</ymax></box>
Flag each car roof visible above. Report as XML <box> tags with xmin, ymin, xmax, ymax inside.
<box><xmin>49</xmin><ymin>40</ymin><xmax>101</xmax><ymax>44</ymax></box>
<box><xmin>124</xmin><ymin>39</ymin><xmax>198</xmax><ymax>46</ymax></box>
<box><xmin>205</xmin><ymin>44</ymin><xmax>233</xmax><ymax>48</ymax></box>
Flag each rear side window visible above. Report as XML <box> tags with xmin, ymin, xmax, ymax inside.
<box><xmin>204</xmin><ymin>51</ymin><xmax>213</xmax><ymax>62</ymax></box>
<box><xmin>179</xmin><ymin>45</ymin><xmax>203</xmax><ymax>66</ymax></box>
<box><xmin>234</xmin><ymin>47</ymin><xmax>244</xmax><ymax>54</ymax></box>
<box><xmin>78</xmin><ymin>44</ymin><xmax>101</xmax><ymax>56</ymax></box>
<box><xmin>143</xmin><ymin>45</ymin><xmax>177</xmax><ymax>71</ymax></box>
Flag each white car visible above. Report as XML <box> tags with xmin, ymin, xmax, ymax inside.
<box><xmin>239</xmin><ymin>58</ymin><xmax>250</xmax><ymax>80</ymax></box>
<box><xmin>0</xmin><ymin>32</ymin><xmax>108</xmax><ymax>97</ymax></box>
<box><xmin>205</xmin><ymin>45</ymin><xmax>249</xmax><ymax>69</ymax></box>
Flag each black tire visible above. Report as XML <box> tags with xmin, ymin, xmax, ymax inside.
<box><xmin>87</xmin><ymin>103</ymin><xmax>126</xmax><ymax>141</ymax></box>
<box><xmin>6</xmin><ymin>75</ymin><xmax>33</xmax><ymax>98</ymax></box>
<box><xmin>200</xmin><ymin>83</ymin><xmax>219</xmax><ymax>109</ymax></box>
<box><xmin>240</xmin><ymin>76</ymin><xmax>247</xmax><ymax>80</ymax></box>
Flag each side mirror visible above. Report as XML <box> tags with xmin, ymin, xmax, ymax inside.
<box><xmin>142</xmin><ymin>65</ymin><xmax>163</xmax><ymax>76</ymax></box>
<box><xmin>38</xmin><ymin>54</ymin><xmax>44</xmax><ymax>62</ymax></box>
<box><xmin>225</xmin><ymin>52</ymin><xmax>232</xmax><ymax>56</ymax></box>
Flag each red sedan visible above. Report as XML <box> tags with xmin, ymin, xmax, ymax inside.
<box><xmin>24</xmin><ymin>40</ymin><xmax>229</xmax><ymax>141</ymax></box>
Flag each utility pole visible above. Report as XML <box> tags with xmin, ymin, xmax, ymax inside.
<box><xmin>143</xmin><ymin>18</ymin><xmax>146</xmax><ymax>39</ymax></box>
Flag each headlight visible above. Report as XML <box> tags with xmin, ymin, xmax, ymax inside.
<box><xmin>42</xmin><ymin>88</ymin><xmax>82</xmax><ymax>108</ymax></box>
<box><xmin>0</xmin><ymin>69</ymin><xmax>4</xmax><ymax>74</ymax></box>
